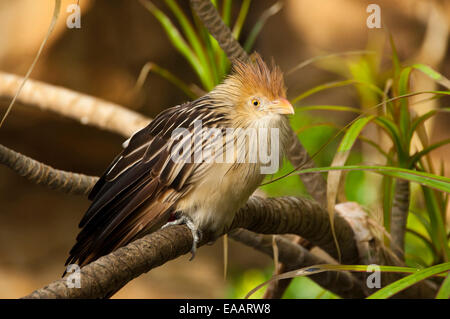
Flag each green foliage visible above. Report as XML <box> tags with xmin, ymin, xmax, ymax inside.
<box><xmin>367</xmin><ymin>262</ymin><xmax>450</xmax><ymax>299</ymax></box>
<box><xmin>141</xmin><ymin>0</ymin><xmax>449</xmax><ymax>299</ymax></box>
<box><xmin>139</xmin><ymin>0</ymin><xmax>276</xmax><ymax>93</ymax></box>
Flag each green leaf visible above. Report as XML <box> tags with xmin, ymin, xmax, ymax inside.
<box><xmin>410</xmin><ymin>139</ymin><xmax>450</xmax><ymax>166</ymax></box>
<box><xmin>436</xmin><ymin>273</ymin><xmax>450</xmax><ymax>299</ymax></box>
<box><xmin>327</xmin><ymin>116</ymin><xmax>374</xmax><ymax>262</ymax></box>
<box><xmin>246</xmin><ymin>264</ymin><xmax>444</xmax><ymax>299</ymax></box>
<box><xmin>411</xmin><ymin>110</ymin><xmax>437</xmax><ymax>134</ymax></box>
<box><xmin>291</xmin><ymin>80</ymin><xmax>383</xmax><ymax>104</ymax></box>
<box><xmin>422</xmin><ymin>186</ymin><xmax>449</xmax><ymax>261</ymax></box>
<box><xmin>296</xmin><ymin>165</ymin><xmax>450</xmax><ymax>194</ymax></box>
<box><xmin>412</xmin><ymin>64</ymin><xmax>450</xmax><ymax>89</ymax></box>
<box><xmin>389</xmin><ymin>33</ymin><xmax>402</xmax><ymax>82</ymax></box>
<box><xmin>397</xmin><ymin>66</ymin><xmax>412</xmax><ymax>150</ymax></box>
<box><xmin>232</xmin><ymin>0</ymin><xmax>252</xmax><ymax>40</ymax></box>
<box><xmin>164</xmin><ymin>0</ymin><xmax>214</xmax><ymax>89</ymax></box>
<box><xmin>296</xmin><ymin>105</ymin><xmax>362</xmax><ymax>113</ymax></box>
<box><xmin>133</xmin><ymin>62</ymin><xmax>197</xmax><ymax>99</ymax></box>
<box><xmin>221</xmin><ymin>0</ymin><xmax>233</xmax><ymax>26</ymax></box>
<box><xmin>367</xmin><ymin>262</ymin><xmax>450</xmax><ymax>299</ymax></box>
<box><xmin>140</xmin><ymin>0</ymin><xmax>210</xmax><ymax>89</ymax></box>
<box><xmin>337</xmin><ymin>117</ymin><xmax>374</xmax><ymax>153</ymax></box>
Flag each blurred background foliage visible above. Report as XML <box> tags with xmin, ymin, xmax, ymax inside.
<box><xmin>0</xmin><ymin>0</ymin><xmax>449</xmax><ymax>298</ymax></box>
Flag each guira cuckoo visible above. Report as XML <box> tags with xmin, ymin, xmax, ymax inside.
<box><xmin>66</xmin><ymin>54</ymin><xmax>294</xmax><ymax>267</ymax></box>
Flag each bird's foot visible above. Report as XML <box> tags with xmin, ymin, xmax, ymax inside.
<box><xmin>162</xmin><ymin>214</ymin><xmax>201</xmax><ymax>261</ymax></box>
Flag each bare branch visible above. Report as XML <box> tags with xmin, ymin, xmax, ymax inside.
<box><xmin>285</xmin><ymin>130</ymin><xmax>327</xmax><ymax>206</ymax></box>
<box><xmin>230</xmin><ymin>229</ymin><xmax>366</xmax><ymax>299</ymax></box>
<box><xmin>0</xmin><ymin>144</ymin><xmax>98</xmax><ymax>196</ymax></box>
<box><xmin>261</xmin><ymin>235</ymin><xmax>311</xmax><ymax>299</ymax></box>
<box><xmin>24</xmin><ymin>195</ymin><xmax>359</xmax><ymax>299</ymax></box>
<box><xmin>0</xmin><ymin>71</ymin><xmax>150</xmax><ymax>137</ymax></box>
<box><xmin>190</xmin><ymin>0</ymin><xmax>249</xmax><ymax>61</ymax></box>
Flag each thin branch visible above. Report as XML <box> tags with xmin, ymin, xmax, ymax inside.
<box><xmin>0</xmin><ymin>144</ymin><xmax>98</xmax><ymax>196</ymax></box>
<box><xmin>230</xmin><ymin>229</ymin><xmax>366</xmax><ymax>299</ymax></box>
<box><xmin>24</xmin><ymin>195</ymin><xmax>359</xmax><ymax>299</ymax></box>
<box><xmin>285</xmin><ymin>130</ymin><xmax>327</xmax><ymax>206</ymax></box>
<box><xmin>190</xmin><ymin>0</ymin><xmax>249</xmax><ymax>61</ymax></box>
<box><xmin>262</xmin><ymin>235</ymin><xmax>312</xmax><ymax>299</ymax></box>
<box><xmin>0</xmin><ymin>71</ymin><xmax>150</xmax><ymax>137</ymax></box>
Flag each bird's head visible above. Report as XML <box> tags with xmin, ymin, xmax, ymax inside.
<box><xmin>211</xmin><ymin>53</ymin><xmax>294</xmax><ymax>123</ymax></box>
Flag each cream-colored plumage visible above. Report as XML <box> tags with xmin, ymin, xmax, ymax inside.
<box><xmin>66</xmin><ymin>54</ymin><xmax>294</xmax><ymax>267</ymax></box>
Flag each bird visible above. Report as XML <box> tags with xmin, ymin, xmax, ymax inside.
<box><xmin>65</xmin><ymin>53</ymin><xmax>294</xmax><ymax>269</ymax></box>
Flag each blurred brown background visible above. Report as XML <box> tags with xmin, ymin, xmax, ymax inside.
<box><xmin>0</xmin><ymin>0</ymin><xmax>449</xmax><ymax>298</ymax></box>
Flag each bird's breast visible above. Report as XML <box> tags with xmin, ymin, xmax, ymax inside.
<box><xmin>176</xmin><ymin>161</ymin><xmax>263</xmax><ymax>236</ymax></box>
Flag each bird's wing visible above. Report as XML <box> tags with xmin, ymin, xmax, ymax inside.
<box><xmin>66</xmin><ymin>99</ymin><xmax>226</xmax><ymax>267</ymax></box>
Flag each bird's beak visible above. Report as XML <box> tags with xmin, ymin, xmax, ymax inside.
<box><xmin>270</xmin><ymin>98</ymin><xmax>295</xmax><ymax>115</ymax></box>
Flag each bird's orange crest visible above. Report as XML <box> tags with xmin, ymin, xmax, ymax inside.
<box><xmin>230</xmin><ymin>53</ymin><xmax>286</xmax><ymax>100</ymax></box>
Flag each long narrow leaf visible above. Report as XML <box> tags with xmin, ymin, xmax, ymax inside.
<box><xmin>367</xmin><ymin>262</ymin><xmax>450</xmax><ymax>299</ymax></box>
<box><xmin>140</xmin><ymin>0</ymin><xmax>209</xmax><ymax>89</ymax></box>
<box><xmin>327</xmin><ymin>116</ymin><xmax>374</xmax><ymax>262</ymax></box>
<box><xmin>291</xmin><ymin>80</ymin><xmax>384</xmax><ymax>104</ymax></box>
<box><xmin>295</xmin><ymin>165</ymin><xmax>450</xmax><ymax>194</ymax></box>
<box><xmin>246</xmin><ymin>264</ymin><xmax>442</xmax><ymax>299</ymax></box>
<box><xmin>133</xmin><ymin>62</ymin><xmax>197</xmax><ymax>99</ymax></box>
<box><xmin>164</xmin><ymin>0</ymin><xmax>214</xmax><ymax>89</ymax></box>
<box><xmin>232</xmin><ymin>0</ymin><xmax>252</xmax><ymax>40</ymax></box>
<box><xmin>436</xmin><ymin>273</ymin><xmax>450</xmax><ymax>299</ymax></box>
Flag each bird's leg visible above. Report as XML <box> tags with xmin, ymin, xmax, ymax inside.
<box><xmin>162</xmin><ymin>213</ymin><xmax>202</xmax><ymax>261</ymax></box>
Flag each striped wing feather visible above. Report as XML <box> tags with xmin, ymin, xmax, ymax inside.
<box><xmin>66</xmin><ymin>100</ymin><xmax>222</xmax><ymax>267</ymax></box>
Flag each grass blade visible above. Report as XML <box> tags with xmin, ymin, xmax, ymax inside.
<box><xmin>246</xmin><ymin>264</ymin><xmax>443</xmax><ymax>299</ymax></box>
<box><xmin>164</xmin><ymin>0</ymin><xmax>214</xmax><ymax>89</ymax></box>
<box><xmin>232</xmin><ymin>0</ymin><xmax>252</xmax><ymax>40</ymax></box>
<box><xmin>327</xmin><ymin>116</ymin><xmax>374</xmax><ymax>262</ymax></box>
<box><xmin>296</xmin><ymin>105</ymin><xmax>362</xmax><ymax>113</ymax></box>
<box><xmin>436</xmin><ymin>272</ymin><xmax>450</xmax><ymax>299</ymax></box>
<box><xmin>367</xmin><ymin>262</ymin><xmax>450</xmax><ymax>299</ymax></box>
<box><xmin>140</xmin><ymin>0</ymin><xmax>210</xmax><ymax>89</ymax></box>
<box><xmin>295</xmin><ymin>165</ymin><xmax>450</xmax><ymax>193</ymax></box>
<box><xmin>291</xmin><ymin>80</ymin><xmax>383</xmax><ymax>105</ymax></box>
<box><xmin>0</xmin><ymin>0</ymin><xmax>61</xmax><ymax>128</ymax></box>
<box><xmin>133</xmin><ymin>62</ymin><xmax>197</xmax><ymax>99</ymax></box>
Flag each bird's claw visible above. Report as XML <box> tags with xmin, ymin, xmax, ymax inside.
<box><xmin>162</xmin><ymin>214</ymin><xmax>201</xmax><ymax>261</ymax></box>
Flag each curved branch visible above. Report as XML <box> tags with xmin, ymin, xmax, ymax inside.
<box><xmin>261</xmin><ymin>235</ymin><xmax>311</xmax><ymax>299</ymax></box>
<box><xmin>0</xmin><ymin>71</ymin><xmax>150</xmax><ymax>137</ymax></box>
<box><xmin>0</xmin><ymin>144</ymin><xmax>98</xmax><ymax>196</ymax></box>
<box><xmin>230</xmin><ymin>229</ymin><xmax>365</xmax><ymax>299</ymax></box>
<box><xmin>23</xmin><ymin>195</ymin><xmax>359</xmax><ymax>299</ymax></box>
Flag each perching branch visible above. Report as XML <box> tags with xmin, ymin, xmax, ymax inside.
<box><xmin>0</xmin><ymin>70</ymin><xmax>151</xmax><ymax>195</ymax></box>
<box><xmin>24</xmin><ymin>195</ymin><xmax>360</xmax><ymax>299</ymax></box>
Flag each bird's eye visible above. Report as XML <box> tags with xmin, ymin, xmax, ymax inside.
<box><xmin>251</xmin><ymin>99</ymin><xmax>260</xmax><ymax>107</ymax></box>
